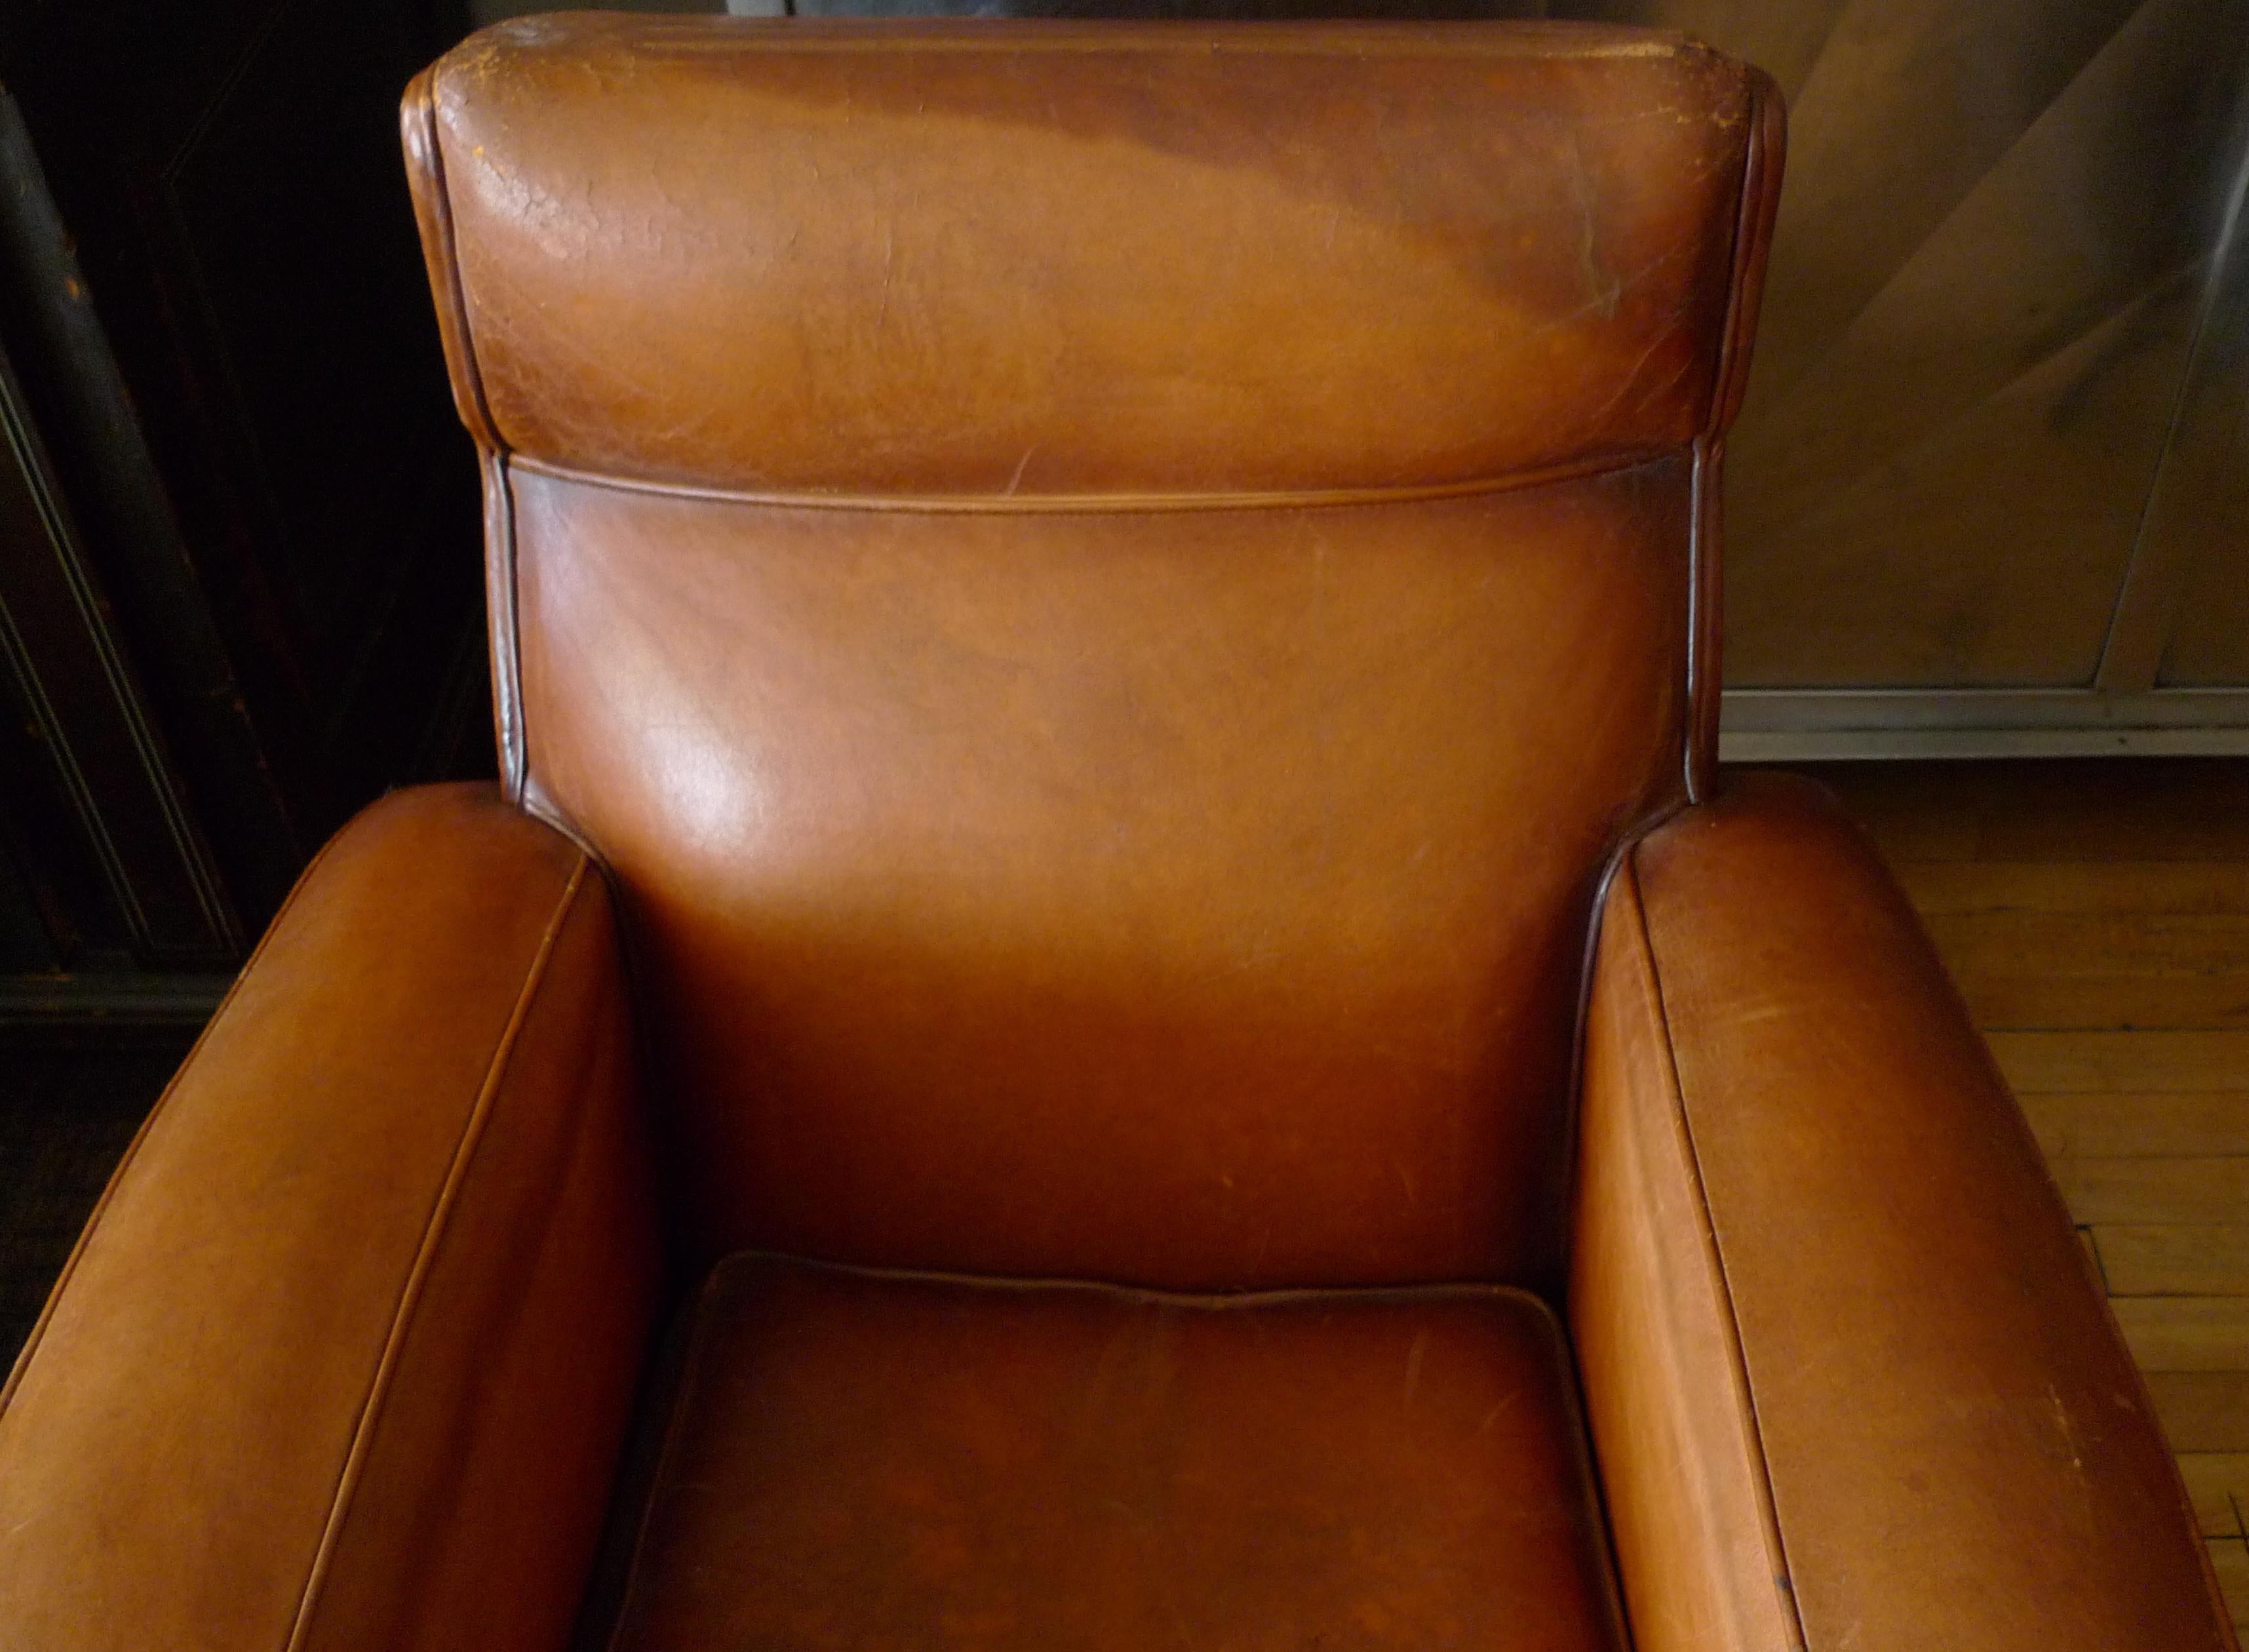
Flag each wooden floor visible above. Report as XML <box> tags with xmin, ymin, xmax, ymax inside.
<box><xmin>1805</xmin><ymin>758</ymin><xmax>2249</xmax><ymax>1632</ymax></box>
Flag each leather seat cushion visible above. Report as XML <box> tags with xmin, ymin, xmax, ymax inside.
<box><xmin>602</xmin><ymin>1255</ymin><xmax>1628</xmax><ymax>1651</ymax></box>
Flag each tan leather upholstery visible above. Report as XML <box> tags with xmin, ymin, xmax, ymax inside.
<box><xmin>0</xmin><ymin>18</ymin><xmax>2230</xmax><ymax>1652</ymax></box>
<box><xmin>0</xmin><ymin>786</ymin><xmax>660</xmax><ymax>1651</ymax></box>
<box><xmin>505</xmin><ymin>459</ymin><xmax>1694</xmax><ymax>1288</ymax></box>
<box><xmin>406</xmin><ymin>16</ymin><xmax>1776</xmax><ymax>1291</ymax></box>
<box><xmin>606</xmin><ymin>1256</ymin><xmax>1626</xmax><ymax>1651</ymax></box>
<box><xmin>414</xmin><ymin>18</ymin><xmax>1757</xmax><ymax>496</ymax></box>
<box><xmin>1572</xmin><ymin>773</ymin><xmax>2237</xmax><ymax>1652</ymax></box>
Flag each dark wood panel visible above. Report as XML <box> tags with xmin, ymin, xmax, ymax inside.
<box><xmin>0</xmin><ymin>329</ymin><xmax>240</xmax><ymax>968</ymax></box>
<box><xmin>0</xmin><ymin>84</ymin><xmax>295</xmax><ymax>944</ymax></box>
<box><xmin>0</xmin><ymin>0</ymin><xmax>486</xmax><ymax>1015</ymax></box>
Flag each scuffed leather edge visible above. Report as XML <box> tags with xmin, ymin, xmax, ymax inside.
<box><xmin>1557</xmin><ymin>56</ymin><xmax>1774</xmax><ymax>1259</ymax></box>
<box><xmin>1685</xmin><ymin>67</ymin><xmax>1785</xmax><ymax>804</ymax></box>
<box><xmin>1620</xmin><ymin>849</ymin><xmax>1808</xmax><ymax>1649</ymax></box>
<box><xmin>405</xmin><ymin>23</ymin><xmax>1757</xmax><ymax>500</ymax></box>
<box><xmin>283</xmin><ymin>856</ymin><xmax>596</xmax><ymax>1649</ymax></box>
<box><xmin>401</xmin><ymin>66</ymin><xmax>501</xmax><ymax>454</ymax></box>
<box><xmin>1706</xmin><ymin>69</ymin><xmax>1785</xmax><ymax>440</ymax></box>
<box><xmin>1631</xmin><ymin>776</ymin><xmax>2239</xmax><ymax>1651</ymax></box>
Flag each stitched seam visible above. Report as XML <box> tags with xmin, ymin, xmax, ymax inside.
<box><xmin>283</xmin><ymin>856</ymin><xmax>591</xmax><ymax>1652</ymax></box>
<box><xmin>0</xmin><ymin>821</ymin><xmax>353</xmax><ymax>1417</ymax></box>
<box><xmin>702</xmin><ymin>1251</ymin><xmax>1557</xmax><ymax>1310</ymax></box>
<box><xmin>1626</xmin><ymin>854</ymin><xmax>1809</xmax><ymax>1651</ymax></box>
<box><xmin>501</xmin><ymin>446</ymin><xmax>1680</xmax><ymax>516</ymax></box>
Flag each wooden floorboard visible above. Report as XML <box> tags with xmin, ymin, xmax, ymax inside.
<box><xmin>2097</xmin><ymin>1225</ymin><xmax>2249</xmax><ymax>1296</ymax></box>
<box><xmin>2113</xmin><ymin>1297</ymin><xmax>2249</xmax><ymax>1372</ymax></box>
<box><xmin>2147</xmin><ymin>1371</ymin><xmax>2249</xmax><ymax>1451</ymax></box>
<box><xmin>1957</xmin><ymin>978</ymin><xmax>2249</xmax><ymax>1034</ymax></box>
<box><xmin>1896</xmin><ymin>861</ymin><xmax>2249</xmax><ymax>914</ymax></box>
<box><xmin>2018</xmin><ymin>1092</ymin><xmax>2249</xmax><ymax>1158</ymax></box>
<box><xmin>2211</xmin><ymin>1537</ymin><xmax>2249</xmax><ymax>1632</ymax></box>
<box><xmin>1808</xmin><ymin>757</ymin><xmax>2249</xmax><ymax>1630</ymax></box>
<box><xmin>2178</xmin><ymin>1453</ymin><xmax>2249</xmax><ymax>1538</ymax></box>
<box><xmin>1989</xmin><ymin>1031</ymin><xmax>2249</xmax><ymax>1095</ymax></box>
<box><xmin>2054</xmin><ymin>1160</ymin><xmax>2249</xmax><ymax>1226</ymax></box>
<box><xmin>1809</xmin><ymin>758</ymin><xmax>2249</xmax><ymax>866</ymax></box>
<box><xmin>1903</xmin><ymin>861</ymin><xmax>2249</xmax><ymax>1029</ymax></box>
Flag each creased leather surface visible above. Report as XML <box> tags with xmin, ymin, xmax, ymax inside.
<box><xmin>423</xmin><ymin>16</ymin><xmax>1757</xmax><ymax>495</ymax></box>
<box><xmin>604</xmin><ymin>1255</ymin><xmax>1628</xmax><ymax>1652</ymax></box>
<box><xmin>513</xmin><ymin>462</ymin><xmax>1691</xmax><ymax>1288</ymax></box>
<box><xmin>397</xmin><ymin>17</ymin><xmax>1784</xmax><ymax>1293</ymax></box>
<box><xmin>0</xmin><ymin>785</ymin><xmax>661</xmax><ymax>1652</ymax></box>
<box><xmin>1612</xmin><ymin>772</ymin><xmax>2236</xmax><ymax>1652</ymax></box>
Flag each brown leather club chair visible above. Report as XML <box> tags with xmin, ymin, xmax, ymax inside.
<box><xmin>0</xmin><ymin>16</ymin><xmax>2233</xmax><ymax>1652</ymax></box>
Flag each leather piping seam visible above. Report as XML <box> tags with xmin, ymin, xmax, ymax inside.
<box><xmin>1553</xmin><ymin>795</ymin><xmax>1684</xmax><ymax>1297</ymax></box>
<box><xmin>1683</xmin><ymin>436</ymin><xmax>1712</xmax><ymax>802</ymax></box>
<box><xmin>283</xmin><ymin>856</ymin><xmax>593</xmax><ymax>1652</ymax></box>
<box><xmin>1555</xmin><ymin>838</ymin><xmax>1634</xmax><ymax>1296</ymax></box>
<box><xmin>499</xmin><ymin>445</ymin><xmax>1681</xmax><ymax>516</ymax></box>
<box><xmin>697</xmin><ymin>1251</ymin><xmax>1568</xmax><ymax>1311</ymax></box>
<box><xmin>494</xmin><ymin>452</ymin><xmax>528</xmax><ymax>800</ymax></box>
<box><xmin>0</xmin><ymin>821</ymin><xmax>355</xmax><ymax>1416</ymax></box>
<box><xmin>1626</xmin><ymin>852</ymin><xmax>1810</xmax><ymax>1651</ymax></box>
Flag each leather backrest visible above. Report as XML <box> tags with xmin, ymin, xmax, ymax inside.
<box><xmin>405</xmin><ymin>16</ymin><xmax>1780</xmax><ymax>1290</ymax></box>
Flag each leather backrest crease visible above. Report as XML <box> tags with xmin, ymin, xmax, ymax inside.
<box><xmin>404</xmin><ymin>16</ymin><xmax>1781</xmax><ymax>1289</ymax></box>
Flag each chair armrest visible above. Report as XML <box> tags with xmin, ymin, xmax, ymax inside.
<box><xmin>1569</xmin><ymin>772</ymin><xmax>2235</xmax><ymax>1652</ymax></box>
<box><xmin>0</xmin><ymin>784</ymin><xmax>662</xmax><ymax>1652</ymax></box>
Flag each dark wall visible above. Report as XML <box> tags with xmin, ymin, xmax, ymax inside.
<box><xmin>0</xmin><ymin>0</ymin><xmax>487</xmax><ymax>1019</ymax></box>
